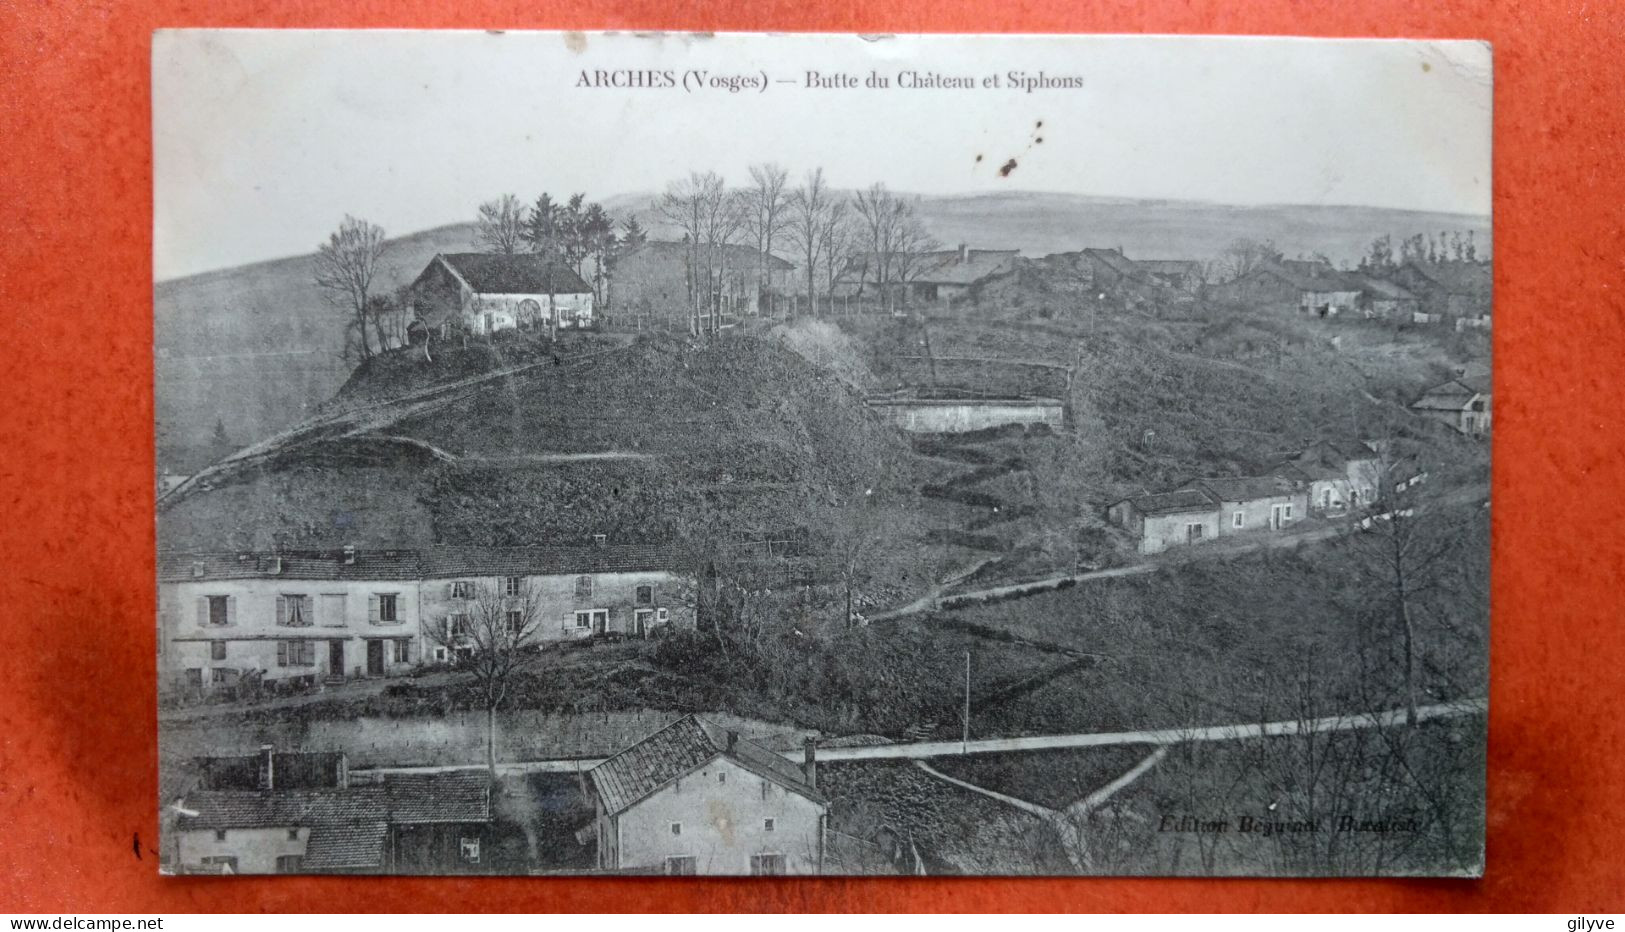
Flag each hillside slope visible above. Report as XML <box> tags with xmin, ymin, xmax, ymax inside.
<box><xmin>156</xmin><ymin>192</ymin><xmax>1489</xmax><ymax>460</ymax></box>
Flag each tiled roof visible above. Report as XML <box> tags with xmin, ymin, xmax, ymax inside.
<box><xmin>177</xmin><ymin>771</ymin><xmax>489</xmax><ymax>831</ymax></box>
<box><xmin>1186</xmin><ymin>476</ymin><xmax>1302</xmax><ymax>502</ymax></box>
<box><xmin>1117</xmin><ymin>488</ymin><xmax>1217</xmax><ymax>517</ymax></box>
<box><xmin>159</xmin><ymin>544</ymin><xmax>683</xmax><ymax>583</ymax></box>
<box><xmin>158</xmin><ymin>550</ymin><xmax>424</xmax><ymax>583</ymax></box>
<box><xmin>1411</xmin><ymin>379</ymin><xmax>1486</xmax><ymax>411</ymax></box>
<box><xmin>1080</xmin><ymin>248</ymin><xmax>1141</xmax><ymax>276</ymax></box>
<box><xmin>1254</xmin><ymin>261</ymin><xmax>1364</xmax><ymax>293</ymax></box>
<box><xmin>384</xmin><ymin>770</ymin><xmax>491</xmax><ymax>823</ymax></box>
<box><xmin>419</xmin><ymin>543</ymin><xmax>683</xmax><ymax>578</ymax></box>
<box><xmin>1269</xmin><ymin>440</ymin><xmax>1379</xmax><ymax>480</ymax></box>
<box><xmin>590</xmin><ymin>714</ymin><xmax>821</xmax><ymax>816</ymax></box>
<box><xmin>619</xmin><ymin>240</ymin><xmax>794</xmax><ymax>271</ymax></box>
<box><xmin>303</xmin><ymin>821</ymin><xmax>390</xmax><ymax>870</ymax></box>
<box><xmin>1352</xmin><ymin>276</ymin><xmax>1416</xmax><ymax>300</ymax></box>
<box><xmin>839</xmin><ymin>249</ymin><xmax>1018</xmax><ymax>287</ymax></box>
<box><xmin>438</xmin><ymin>253</ymin><xmax>592</xmax><ymax>295</ymax></box>
<box><xmin>1403</xmin><ymin>260</ymin><xmax>1492</xmax><ymax>297</ymax></box>
<box><xmin>1137</xmin><ymin>259</ymin><xmax>1201</xmax><ymax>276</ymax></box>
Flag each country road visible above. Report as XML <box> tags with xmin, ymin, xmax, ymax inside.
<box><xmin>351</xmin><ymin>697</ymin><xmax>1486</xmax><ymax>777</ymax></box>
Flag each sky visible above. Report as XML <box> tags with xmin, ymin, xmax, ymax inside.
<box><xmin>152</xmin><ymin>31</ymin><xmax>1492</xmax><ymax>281</ymax></box>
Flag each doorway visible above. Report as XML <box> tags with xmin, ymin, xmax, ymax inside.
<box><xmin>328</xmin><ymin>640</ymin><xmax>345</xmax><ymax>677</ymax></box>
<box><xmin>366</xmin><ymin>640</ymin><xmax>385</xmax><ymax>676</ymax></box>
<box><xmin>591</xmin><ymin>610</ymin><xmax>609</xmax><ymax>634</ymax></box>
<box><xmin>634</xmin><ymin>609</ymin><xmax>654</xmax><ymax>638</ymax></box>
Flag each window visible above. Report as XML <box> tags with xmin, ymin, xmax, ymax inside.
<box><xmin>635</xmin><ymin>584</ymin><xmax>654</xmax><ymax>606</ymax></box>
<box><xmin>275</xmin><ymin>855</ymin><xmax>303</xmax><ymax>873</ymax></box>
<box><xmin>670</xmin><ymin>822</ymin><xmax>682</xmax><ymax>836</ymax></box>
<box><xmin>717</xmin><ymin>772</ymin><xmax>726</xmax><ymax>784</ymax></box>
<box><xmin>1284</xmin><ymin>504</ymin><xmax>1294</xmax><ymax>519</ymax></box>
<box><xmin>377</xmin><ymin>593</ymin><xmax>398</xmax><ymax>623</ymax></box>
<box><xmin>210</xmin><ymin>640</ymin><xmax>227</xmax><ymax>661</ymax></box>
<box><xmin>211</xmin><ymin>668</ymin><xmax>232</xmax><ymax>684</ymax></box>
<box><xmin>393</xmin><ymin>639</ymin><xmax>411</xmax><ymax>663</ymax></box>
<box><xmin>199</xmin><ymin>856</ymin><xmax>238</xmax><ymax>873</ymax></box>
<box><xmin>287</xmin><ymin>828</ymin><xmax>300</xmax><ymax>841</ymax></box>
<box><xmin>450</xmin><ymin>614</ymin><xmax>472</xmax><ymax>638</ymax></box>
<box><xmin>214</xmin><ymin>829</ymin><xmax>227</xmax><ymax>842</ymax></box>
<box><xmin>505</xmin><ymin>610</ymin><xmax>525</xmax><ymax>637</ymax></box>
<box><xmin>451</xmin><ymin>580</ymin><xmax>475</xmax><ymax>600</ymax></box>
<box><xmin>207</xmin><ymin>595</ymin><xmax>229</xmax><ymax>626</ymax></box>
<box><xmin>504</xmin><ymin>576</ymin><xmax>523</xmax><ymax>597</ymax></box>
<box><xmin>764</xmin><ymin>818</ymin><xmax>775</xmax><ymax>832</ymax></box>
<box><xmin>664</xmin><ymin>856</ymin><xmax>696</xmax><ymax>876</ymax></box>
<box><xmin>460</xmin><ymin>837</ymin><xmax>481</xmax><ymax>864</ymax></box>
<box><xmin>1186</xmin><ymin>523</ymin><xmax>1205</xmax><ymax>542</ymax></box>
<box><xmin>575</xmin><ymin>575</ymin><xmax>593</xmax><ymax>601</ymax></box>
<box><xmin>277</xmin><ymin>639</ymin><xmax>316</xmax><ymax>667</ymax></box>
<box><xmin>277</xmin><ymin>594</ymin><xmax>311</xmax><ymax>627</ymax></box>
<box><xmin>750</xmin><ymin>853</ymin><xmax>786</xmax><ymax>875</ymax></box>
<box><xmin>573</xmin><ymin>611</ymin><xmax>592</xmax><ymax>629</ymax></box>
<box><xmin>1232</xmin><ymin>511</ymin><xmax>1245</xmax><ymax>529</ymax></box>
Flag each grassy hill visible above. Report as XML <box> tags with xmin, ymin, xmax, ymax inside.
<box><xmin>156</xmin><ymin>191</ymin><xmax>1489</xmax><ymax>461</ymax></box>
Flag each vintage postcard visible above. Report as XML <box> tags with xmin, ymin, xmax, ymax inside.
<box><xmin>153</xmin><ymin>31</ymin><xmax>1491</xmax><ymax>877</ymax></box>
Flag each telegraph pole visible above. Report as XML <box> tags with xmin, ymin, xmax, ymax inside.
<box><xmin>962</xmin><ymin>650</ymin><xmax>971</xmax><ymax>753</ymax></box>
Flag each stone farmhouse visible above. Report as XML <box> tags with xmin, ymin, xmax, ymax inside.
<box><xmin>167</xmin><ymin>748</ymin><xmax>491</xmax><ymax>875</ymax></box>
<box><xmin>157</xmin><ymin>544</ymin><xmax>694</xmax><ymax>696</ymax></box>
<box><xmin>1389</xmin><ymin>260</ymin><xmax>1492</xmax><ymax>328</ymax></box>
<box><xmin>407</xmin><ymin>252</ymin><xmax>595</xmax><ymax>338</ymax></box>
<box><xmin>589</xmin><ymin>714</ymin><xmax>826</xmax><ymax>875</ymax></box>
<box><xmin>1268</xmin><ymin>440</ymin><xmax>1385</xmax><ymax>515</ymax></box>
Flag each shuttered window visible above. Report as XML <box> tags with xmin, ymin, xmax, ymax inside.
<box><xmin>276</xmin><ymin>639</ymin><xmax>316</xmax><ymax>667</ymax></box>
<box><xmin>276</xmin><ymin>595</ymin><xmax>311</xmax><ymax>627</ymax></box>
<box><xmin>198</xmin><ymin>595</ymin><xmax>231</xmax><ymax>627</ymax></box>
<box><xmin>319</xmin><ymin>593</ymin><xmax>347</xmax><ymax>627</ymax></box>
<box><xmin>393</xmin><ymin>639</ymin><xmax>411</xmax><ymax>663</ymax></box>
<box><xmin>574</xmin><ymin>575</ymin><xmax>593</xmax><ymax>601</ymax></box>
<box><xmin>370</xmin><ymin>593</ymin><xmax>399</xmax><ymax>624</ymax></box>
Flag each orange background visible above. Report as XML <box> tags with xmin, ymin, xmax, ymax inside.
<box><xmin>1</xmin><ymin>0</ymin><xmax>1621</xmax><ymax>913</ymax></box>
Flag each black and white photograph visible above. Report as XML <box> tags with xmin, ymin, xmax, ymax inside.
<box><xmin>153</xmin><ymin>30</ymin><xmax>1491</xmax><ymax>878</ymax></box>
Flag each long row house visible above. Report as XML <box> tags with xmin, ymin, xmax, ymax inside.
<box><xmin>1107</xmin><ymin>440</ymin><xmax>1387</xmax><ymax>555</ymax></box>
<box><xmin>158</xmin><ymin>542</ymin><xmax>695</xmax><ymax>696</ymax></box>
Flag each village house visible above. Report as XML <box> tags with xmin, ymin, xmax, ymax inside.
<box><xmin>1209</xmin><ymin>259</ymin><xmax>1364</xmax><ymax>317</ymax></box>
<box><xmin>418</xmin><ymin>542</ymin><xmax>696</xmax><ymax>658</ymax></box>
<box><xmin>834</xmin><ymin>245</ymin><xmax>1018</xmax><ymax>307</ymax></box>
<box><xmin>1388</xmin><ymin>260</ymin><xmax>1492</xmax><ymax>327</ymax></box>
<box><xmin>1180</xmin><ymin>476</ymin><xmax>1309</xmax><ymax>537</ymax></box>
<box><xmin>157</xmin><ymin>549</ymin><xmax>427</xmax><ymax>695</ymax></box>
<box><xmin>157</xmin><ymin>544</ymin><xmax>697</xmax><ymax>694</ymax></box>
<box><xmin>1268</xmin><ymin>440</ymin><xmax>1384</xmax><ymax>514</ymax></box>
<box><xmin>407</xmin><ymin>252</ymin><xmax>594</xmax><ymax>338</ymax></box>
<box><xmin>1410</xmin><ymin>379</ymin><xmax>1491</xmax><ymax>436</ymax></box>
<box><xmin>611</xmin><ymin>240</ymin><xmax>794</xmax><ymax>326</ymax></box>
<box><xmin>1136</xmin><ymin>259</ymin><xmax>1205</xmax><ymax>292</ymax></box>
<box><xmin>1350</xmin><ymin>274</ymin><xmax>1421</xmax><ymax>319</ymax></box>
<box><xmin>1106</xmin><ymin>488</ymin><xmax>1224</xmax><ymax>555</ymax></box>
<box><xmin>589</xmin><ymin>715</ymin><xmax>826</xmax><ymax>875</ymax></box>
<box><xmin>169</xmin><ymin>748</ymin><xmax>490</xmax><ymax>875</ymax></box>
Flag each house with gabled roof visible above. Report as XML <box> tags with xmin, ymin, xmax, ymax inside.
<box><xmin>1106</xmin><ymin>488</ymin><xmax>1223</xmax><ymax>554</ymax></box>
<box><xmin>1268</xmin><ymin>440</ymin><xmax>1384</xmax><ymax>514</ymax></box>
<box><xmin>589</xmin><ymin>714</ymin><xmax>825</xmax><ymax>875</ymax></box>
<box><xmin>408</xmin><ymin>252</ymin><xmax>595</xmax><ymax>337</ymax></box>
<box><xmin>835</xmin><ymin>244</ymin><xmax>1018</xmax><ymax>305</ymax></box>
<box><xmin>169</xmin><ymin>751</ymin><xmax>491</xmax><ymax>875</ymax></box>
<box><xmin>1389</xmin><ymin>260</ymin><xmax>1491</xmax><ymax>326</ymax></box>
<box><xmin>1136</xmin><ymin>258</ymin><xmax>1205</xmax><ymax>292</ymax></box>
<box><xmin>1181</xmin><ymin>475</ymin><xmax>1309</xmax><ymax>537</ymax></box>
<box><xmin>1411</xmin><ymin>379</ymin><xmax>1491</xmax><ymax>436</ymax></box>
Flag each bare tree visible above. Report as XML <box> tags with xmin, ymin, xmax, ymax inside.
<box><xmin>421</xmin><ymin>578</ymin><xmax>546</xmax><ymax>779</ymax></box>
<box><xmin>891</xmin><ymin>210</ymin><xmax>941</xmax><ymax>312</ymax></box>
<box><xmin>820</xmin><ymin>200</ymin><xmax>855</xmax><ymax>308</ymax></box>
<box><xmin>745</xmin><ymin>163</ymin><xmax>790</xmax><ymax>313</ymax></box>
<box><xmin>852</xmin><ymin>183</ymin><xmax>907</xmax><ymax>300</ymax></box>
<box><xmin>1217</xmin><ymin>237</ymin><xmax>1283</xmax><ymax>282</ymax></box>
<box><xmin>476</xmin><ymin>194</ymin><xmax>527</xmax><ymax>255</ymax></box>
<box><xmin>786</xmin><ymin>168</ymin><xmax>833</xmax><ymax>315</ymax></box>
<box><xmin>657</xmin><ymin>172</ymin><xmax>726</xmax><ymax>335</ymax></box>
<box><xmin>314</xmin><ymin>215</ymin><xmax>388</xmax><ymax>360</ymax></box>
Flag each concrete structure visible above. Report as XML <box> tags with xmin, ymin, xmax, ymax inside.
<box><xmin>1269</xmin><ymin>440</ymin><xmax>1384</xmax><ymax>515</ymax></box>
<box><xmin>1107</xmin><ymin>489</ymin><xmax>1224</xmax><ymax>555</ymax></box>
<box><xmin>590</xmin><ymin>715</ymin><xmax>826</xmax><ymax>875</ymax></box>
<box><xmin>158</xmin><ymin>545</ymin><xmax>696</xmax><ymax>694</ymax></box>
<box><xmin>408</xmin><ymin>253</ymin><xmax>594</xmax><ymax>337</ymax></box>
<box><xmin>611</xmin><ymin>240</ymin><xmax>794</xmax><ymax>326</ymax></box>
<box><xmin>170</xmin><ymin>754</ymin><xmax>490</xmax><ymax>875</ymax></box>
<box><xmin>1182</xmin><ymin>476</ymin><xmax>1309</xmax><ymax>537</ymax></box>
<box><xmin>1410</xmin><ymin>379</ymin><xmax>1491</xmax><ymax>436</ymax></box>
<box><xmin>865</xmin><ymin>389</ymin><xmax>1065</xmax><ymax>434</ymax></box>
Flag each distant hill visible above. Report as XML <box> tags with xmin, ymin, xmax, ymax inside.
<box><xmin>155</xmin><ymin>191</ymin><xmax>1489</xmax><ymax>457</ymax></box>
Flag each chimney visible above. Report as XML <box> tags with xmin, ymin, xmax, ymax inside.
<box><xmin>341</xmin><ymin>545</ymin><xmax>356</xmax><ymax>565</ymax></box>
<box><xmin>593</xmin><ymin>533</ymin><xmax>607</xmax><ymax>548</ymax></box>
<box><xmin>802</xmin><ymin>737</ymin><xmax>818</xmax><ymax>788</ymax></box>
<box><xmin>726</xmin><ymin>730</ymin><xmax>739</xmax><ymax>753</ymax></box>
<box><xmin>258</xmin><ymin>745</ymin><xmax>275</xmax><ymax>791</ymax></box>
<box><xmin>956</xmin><ymin>243</ymin><xmax>969</xmax><ymax>264</ymax></box>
